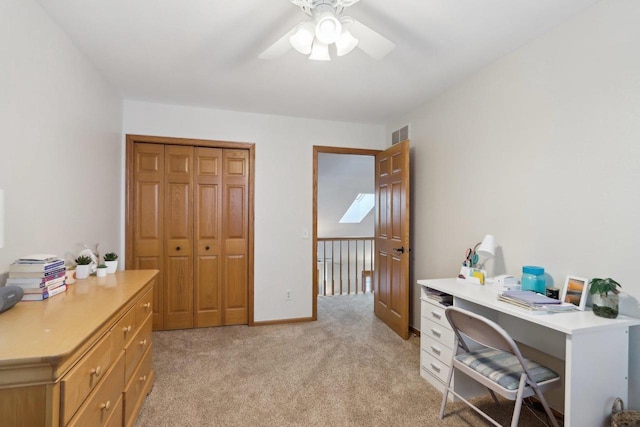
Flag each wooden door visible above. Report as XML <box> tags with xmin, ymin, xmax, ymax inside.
<box><xmin>374</xmin><ymin>140</ymin><xmax>410</xmax><ymax>340</ymax></box>
<box><xmin>222</xmin><ymin>149</ymin><xmax>249</xmax><ymax>325</ymax></box>
<box><xmin>194</xmin><ymin>147</ymin><xmax>223</xmax><ymax>327</ymax></box>
<box><xmin>131</xmin><ymin>143</ymin><xmax>165</xmax><ymax>330</ymax></box>
<box><xmin>164</xmin><ymin>145</ymin><xmax>194</xmax><ymax>330</ymax></box>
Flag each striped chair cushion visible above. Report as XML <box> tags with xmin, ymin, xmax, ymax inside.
<box><xmin>455</xmin><ymin>348</ymin><xmax>559</xmax><ymax>390</ymax></box>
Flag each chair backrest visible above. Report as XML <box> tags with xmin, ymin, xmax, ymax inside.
<box><xmin>445</xmin><ymin>306</ymin><xmax>522</xmax><ymax>358</ymax></box>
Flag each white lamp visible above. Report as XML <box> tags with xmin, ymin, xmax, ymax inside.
<box><xmin>335</xmin><ymin>17</ymin><xmax>358</xmax><ymax>56</ymax></box>
<box><xmin>475</xmin><ymin>234</ymin><xmax>496</xmax><ymax>259</ymax></box>
<box><xmin>0</xmin><ymin>190</ymin><xmax>4</xmax><ymax>248</ymax></box>
<box><xmin>309</xmin><ymin>40</ymin><xmax>331</xmax><ymax>61</ymax></box>
<box><xmin>290</xmin><ymin>22</ymin><xmax>315</xmax><ymax>54</ymax></box>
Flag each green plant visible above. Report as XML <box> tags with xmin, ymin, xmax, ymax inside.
<box><xmin>75</xmin><ymin>255</ymin><xmax>92</xmax><ymax>265</ymax></box>
<box><xmin>589</xmin><ymin>277</ymin><xmax>621</xmax><ymax>296</ymax></box>
<box><xmin>104</xmin><ymin>252</ymin><xmax>118</xmax><ymax>261</ymax></box>
<box><xmin>98</xmin><ymin>263</ymin><xmax>107</xmax><ymax>269</ymax></box>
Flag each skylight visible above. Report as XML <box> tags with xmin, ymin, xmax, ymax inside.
<box><xmin>339</xmin><ymin>193</ymin><xmax>374</xmax><ymax>223</ymax></box>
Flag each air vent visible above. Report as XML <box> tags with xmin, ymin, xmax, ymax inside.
<box><xmin>392</xmin><ymin>125</ymin><xmax>409</xmax><ymax>145</ymax></box>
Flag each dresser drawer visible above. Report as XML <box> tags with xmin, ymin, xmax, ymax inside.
<box><xmin>125</xmin><ymin>314</ymin><xmax>152</xmax><ymax>383</ymax></box>
<box><xmin>134</xmin><ymin>288</ymin><xmax>153</xmax><ymax>330</ymax></box>
<box><xmin>67</xmin><ymin>352</ymin><xmax>125</xmax><ymax>427</ymax></box>
<box><xmin>421</xmin><ymin>316</ymin><xmax>455</xmax><ymax>347</ymax></box>
<box><xmin>421</xmin><ymin>350</ymin><xmax>451</xmax><ymax>384</ymax></box>
<box><xmin>124</xmin><ymin>345</ymin><xmax>153</xmax><ymax>427</ymax></box>
<box><xmin>61</xmin><ymin>331</ymin><xmax>114</xmax><ymax>425</ymax></box>
<box><xmin>113</xmin><ymin>307</ymin><xmax>136</xmax><ymax>357</ymax></box>
<box><xmin>423</xmin><ymin>334</ymin><xmax>454</xmax><ymax>365</ymax></box>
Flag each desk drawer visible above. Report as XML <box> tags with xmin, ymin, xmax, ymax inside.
<box><xmin>124</xmin><ymin>345</ymin><xmax>153</xmax><ymax>426</ymax></box>
<box><xmin>61</xmin><ymin>331</ymin><xmax>113</xmax><ymax>425</ymax></box>
<box><xmin>421</xmin><ymin>299</ymin><xmax>450</xmax><ymax>329</ymax></box>
<box><xmin>421</xmin><ymin>350</ymin><xmax>450</xmax><ymax>384</ymax></box>
<box><xmin>421</xmin><ymin>317</ymin><xmax>455</xmax><ymax>347</ymax></box>
<box><xmin>113</xmin><ymin>307</ymin><xmax>136</xmax><ymax>356</ymax></box>
<box><xmin>134</xmin><ymin>288</ymin><xmax>153</xmax><ymax>330</ymax></box>
<box><xmin>423</xmin><ymin>334</ymin><xmax>453</xmax><ymax>365</ymax></box>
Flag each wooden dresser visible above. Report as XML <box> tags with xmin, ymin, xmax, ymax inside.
<box><xmin>0</xmin><ymin>270</ymin><xmax>158</xmax><ymax>427</ymax></box>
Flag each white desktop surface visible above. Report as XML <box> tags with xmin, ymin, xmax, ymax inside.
<box><xmin>418</xmin><ymin>278</ymin><xmax>640</xmax><ymax>427</ymax></box>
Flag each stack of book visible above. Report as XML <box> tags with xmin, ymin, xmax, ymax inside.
<box><xmin>497</xmin><ymin>290</ymin><xmax>576</xmax><ymax>313</ymax></box>
<box><xmin>425</xmin><ymin>287</ymin><xmax>453</xmax><ymax>306</ymax></box>
<box><xmin>6</xmin><ymin>254</ymin><xmax>67</xmax><ymax>301</ymax></box>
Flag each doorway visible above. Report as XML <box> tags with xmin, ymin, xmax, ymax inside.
<box><xmin>312</xmin><ymin>146</ymin><xmax>380</xmax><ymax>321</ymax></box>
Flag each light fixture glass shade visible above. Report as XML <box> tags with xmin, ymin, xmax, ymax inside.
<box><xmin>335</xmin><ymin>29</ymin><xmax>358</xmax><ymax>56</ymax></box>
<box><xmin>314</xmin><ymin>12</ymin><xmax>342</xmax><ymax>44</ymax></box>
<box><xmin>309</xmin><ymin>40</ymin><xmax>330</xmax><ymax>61</ymax></box>
<box><xmin>476</xmin><ymin>234</ymin><xmax>496</xmax><ymax>258</ymax></box>
<box><xmin>290</xmin><ymin>22</ymin><xmax>315</xmax><ymax>54</ymax></box>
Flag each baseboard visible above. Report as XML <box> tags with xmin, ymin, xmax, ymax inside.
<box><xmin>252</xmin><ymin>316</ymin><xmax>314</xmax><ymax>326</ymax></box>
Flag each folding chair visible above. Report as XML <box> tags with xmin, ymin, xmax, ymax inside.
<box><xmin>439</xmin><ymin>306</ymin><xmax>561</xmax><ymax>427</ymax></box>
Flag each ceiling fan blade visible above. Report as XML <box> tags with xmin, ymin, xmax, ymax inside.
<box><xmin>349</xmin><ymin>18</ymin><xmax>395</xmax><ymax>60</ymax></box>
<box><xmin>258</xmin><ymin>25</ymin><xmax>299</xmax><ymax>60</ymax></box>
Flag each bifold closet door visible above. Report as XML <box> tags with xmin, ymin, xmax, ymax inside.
<box><xmin>132</xmin><ymin>143</ymin><xmax>165</xmax><ymax>330</ymax></box>
<box><xmin>221</xmin><ymin>149</ymin><xmax>249</xmax><ymax>325</ymax></box>
<box><xmin>164</xmin><ymin>145</ymin><xmax>194</xmax><ymax>330</ymax></box>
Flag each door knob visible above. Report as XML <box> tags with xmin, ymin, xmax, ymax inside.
<box><xmin>176</xmin><ymin>246</ymin><xmax>181</xmax><ymax>251</ymax></box>
<box><xmin>205</xmin><ymin>246</ymin><xmax>210</xmax><ymax>250</ymax></box>
<box><xmin>393</xmin><ymin>246</ymin><xmax>405</xmax><ymax>253</ymax></box>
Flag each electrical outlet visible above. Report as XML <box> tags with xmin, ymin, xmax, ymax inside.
<box><xmin>285</xmin><ymin>289</ymin><xmax>292</xmax><ymax>301</ymax></box>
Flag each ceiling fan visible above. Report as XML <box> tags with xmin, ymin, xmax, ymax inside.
<box><xmin>259</xmin><ymin>0</ymin><xmax>395</xmax><ymax>61</ymax></box>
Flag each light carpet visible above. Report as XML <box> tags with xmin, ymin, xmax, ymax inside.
<box><xmin>135</xmin><ymin>293</ymin><xmax>557</xmax><ymax>426</ymax></box>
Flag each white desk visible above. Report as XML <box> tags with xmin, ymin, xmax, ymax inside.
<box><xmin>418</xmin><ymin>278</ymin><xmax>640</xmax><ymax>427</ymax></box>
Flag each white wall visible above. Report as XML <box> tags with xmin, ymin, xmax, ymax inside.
<box><xmin>122</xmin><ymin>101</ymin><xmax>384</xmax><ymax>322</ymax></box>
<box><xmin>0</xmin><ymin>0</ymin><xmax>122</xmax><ymax>273</ymax></box>
<box><xmin>388</xmin><ymin>0</ymin><xmax>640</xmax><ymax>404</ymax></box>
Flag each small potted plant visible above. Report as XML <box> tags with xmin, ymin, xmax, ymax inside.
<box><xmin>75</xmin><ymin>255</ymin><xmax>92</xmax><ymax>279</ymax></box>
<box><xmin>589</xmin><ymin>277</ymin><xmax>622</xmax><ymax>319</ymax></box>
<box><xmin>103</xmin><ymin>252</ymin><xmax>118</xmax><ymax>274</ymax></box>
<box><xmin>96</xmin><ymin>263</ymin><xmax>108</xmax><ymax>277</ymax></box>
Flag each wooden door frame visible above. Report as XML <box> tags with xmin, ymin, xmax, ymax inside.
<box><xmin>312</xmin><ymin>146</ymin><xmax>381</xmax><ymax>320</ymax></box>
<box><xmin>125</xmin><ymin>134</ymin><xmax>256</xmax><ymax>325</ymax></box>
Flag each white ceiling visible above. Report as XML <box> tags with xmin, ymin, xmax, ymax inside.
<box><xmin>35</xmin><ymin>0</ymin><xmax>600</xmax><ymax>124</ymax></box>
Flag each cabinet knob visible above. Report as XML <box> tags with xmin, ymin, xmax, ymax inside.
<box><xmin>100</xmin><ymin>401</ymin><xmax>111</xmax><ymax>411</ymax></box>
<box><xmin>140</xmin><ymin>339</ymin><xmax>147</xmax><ymax>346</ymax></box>
<box><xmin>205</xmin><ymin>246</ymin><xmax>210</xmax><ymax>251</ymax></box>
<box><xmin>123</xmin><ymin>325</ymin><xmax>132</xmax><ymax>333</ymax></box>
<box><xmin>143</xmin><ymin>302</ymin><xmax>151</xmax><ymax>310</ymax></box>
<box><xmin>90</xmin><ymin>366</ymin><xmax>102</xmax><ymax>377</ymax></box>
<box><xmin>139</xmin><ymin>375</ymin><xmax>147</xmax><ymax>382</ymax></box>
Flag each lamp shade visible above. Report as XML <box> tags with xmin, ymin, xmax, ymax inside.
<box><xmin>314</xmin><ymin>12</ymin><xmax>342</xmax><ymax>44</ymax></box>
<box><xmin>290</xmin><ymin>22</ymin><xmax>315</xmax><ymax>54</ymax></box>
<box><xmin>309</xmin><ymin>40</ymin><xmax>330</xmax><ymax>61</ymax></box>
<box><xmin>335</xmin><ymin>29</ymin><xmax>358</xmax><ymax>56</ymax></box>
<box><xmin>476</xmin><ymin>234</ymin><xmax>495</xmax><ymax>258</ymax></box>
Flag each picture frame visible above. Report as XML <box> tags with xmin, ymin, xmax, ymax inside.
<box><xmin>560</xmin><ymin>276</ymin><xmax>589</xmax><ymax>310</ymax></box>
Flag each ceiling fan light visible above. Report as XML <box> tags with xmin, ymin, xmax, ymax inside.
<box><xmin>315</xmin><ymin>12</ymin><xmax>342</xmax><ymax>44</ymax></box>
<box><xmin>335</xmin><ymin>29</ymin><xmax>358</xmax><ymax>56</ymax></box>
<box><xmin>290</xmin><ymin>22</ymin><xmax>315</xmax><ymax>54</ymax></box>
<box><xmin>309</xmin><ymin>40</ymin><xmax>331</xmax><ymax>61</ymax></box>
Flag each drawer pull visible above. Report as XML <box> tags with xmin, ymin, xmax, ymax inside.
<box><xmin>140</xmin><ymin>339</ymin><xmax>148</xmax><ymax>347</ymax></box>
<box><xmin>431</xmin><ymin>311</ymin><xmax>442</xmax><ymax>319</ymax></box>
<box><xmin>90</xmin><ymin>366</ymin><xmax>102</xmax><ymax>377</ymax></box>
<box><xmin>431</xmin><ymin>345</ymin><xmax>442</xmax><ymax>355</ymax></box>
<box><xmin>430</xmin><ymin>363</ymin><xmax>441</xmax><ymax>373</ymax></box>
<box><xmin>430</xmin><ymin>328</ymin><xmax>441</xmax><ymax>338</ymax></box>
<box><xmin>143</xmin><ymin>302</ymin><xmax>151</xmax><ymax>310</ymax></box>
<box><xmin>139</xmin><ymin>375</ymin><xmax>147</xmax><ymax>382</ymax></box>
<box><xmin>99</xmin><ymin>401</ymin><xmax>111</xmax><ymax>411</ymax></box>
<box><xmin>122</xmin><ymin>325</ymin><xmax>132</xmax><ymax>333</ymax></box>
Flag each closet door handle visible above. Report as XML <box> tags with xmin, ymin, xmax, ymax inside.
<box><xmin>205</xmin><ymin>246</ymin><xmax>210</xmax><ymax>251</ymax></box>
<box><xmin>393</xmin><ymin>246</ymin><xmax>405</xmax><ymax>254</ymax></box>
<box><xmin>176</xmin><ymin>246</ymin><xmax>181</xmax><ymax>251</ymax></box>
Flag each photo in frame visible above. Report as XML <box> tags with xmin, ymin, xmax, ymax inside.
<box><xmin>560</xmin><ymin>276</ymin><xmax>589</xmax><ymax>310</ymax></box>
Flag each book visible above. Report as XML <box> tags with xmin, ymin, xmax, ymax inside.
<box><xmin>19</xmin><ymin>278</ymin><xmax>66</xmax><ymax>294</ymax></box>
<box><xmin>15</xmin><ymin>254</ymin><xmax>60</xmax><ymax>263</ymax></box>
<box><xmin>500</xmin><ymin>290</ymin><xmax>561</xmax><ymax>305</ymax></box>
<box><xmin>9</xmin><ymin>266</ymin><xmax>66</xmax><ymax>279</ymax></box>
<box><xmin>5</xmin><ymin>270</ymin><xmax>67</xmax><ymax>287</ymax></box>
<box><xmin>10</xmin><ymin>258</ymin><xmax>65</xmax><ymax>273</ymax></box>
<box><xmin>21</xmin><ymin>284</ymin><xmax>67</xmax><ymax>301</ymax></box>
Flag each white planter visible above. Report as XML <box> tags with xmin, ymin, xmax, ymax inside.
<box><xmin>76</xmin><ymin>264</ymin><xmax>91</xmax><ymax>279</ymax></box>
<box><xmin>105</xmin><ymin>260</ymin><xmax>118</xmax><ymax>274</ymax></box>
<box><xmin>96</xmin><ymin>267</ymin><xmax>108</xmax><ymax>278</ymax></box>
